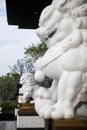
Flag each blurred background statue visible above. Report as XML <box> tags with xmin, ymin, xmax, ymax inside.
<box><xmin>18</xmin><ymin>72</ymin><xmax>40</xmax><ymax>104</ymax></box>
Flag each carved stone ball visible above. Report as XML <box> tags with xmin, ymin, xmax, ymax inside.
<box><xmin>34</xmin><ymin>70</ymin><xmax>45</xmax><ymax>82</ymax></box>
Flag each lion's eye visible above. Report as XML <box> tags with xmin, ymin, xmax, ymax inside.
<box><xmin>48</xmin><ymin>30</ymin><xmax>56</xmax><ymax>38</ymax></box>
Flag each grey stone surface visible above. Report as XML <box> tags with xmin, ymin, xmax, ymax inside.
<box><xmin>0</xmin><ymin>121</ymin><xmax>16</xmax><ymax>130</ymax></box>
<box><xmin>0</xmin><ymin>122</ymin><xmax>6</xmax><ymax>130</ymax></box>
<box><xmin>5</xmin><ymin>121</ymin><xmax>16</xmax><ymax>130</ymax></box>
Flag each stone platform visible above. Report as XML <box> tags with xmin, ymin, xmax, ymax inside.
<box><xmin>17</xmin><ymin>103</ymin><xmax>44</xmax><ymax>130</ymax></box>
<box><xmin>0</xmin><ymin>121</ymin><xmax>16</xmax><ymax>130</ymax></box>
<box><xmin>17</xmin><ymin>114</ymin><xmax>44</xmax><ymax>130</ymax></box>
<box><xmin>45</xmin><ymin>117</ymin><xmax>87</xmax><ymax>130</ymax></box>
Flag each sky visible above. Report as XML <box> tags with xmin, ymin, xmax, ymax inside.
<box><xmin>0</xmin><ymin>0</ymin><xmax>40</xmax><ymax>76</ymax></box>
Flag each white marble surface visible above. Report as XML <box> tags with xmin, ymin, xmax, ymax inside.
<box><xmin>17</xmin><ymin>115</ymin><xmax>44</xmax><ymax>128</ymax></box>
<box><xmin>34</xmin><ymin>0</ymin><xmax>87</xmax><ymax>119</ymax></box>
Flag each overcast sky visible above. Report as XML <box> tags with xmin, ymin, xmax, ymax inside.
<box><xmin>0</xmin><ymin>0</ymin><xmax>40</xmax><ymax>76</ymax></box>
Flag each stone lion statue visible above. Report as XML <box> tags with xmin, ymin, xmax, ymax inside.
<box><xmin>18</xmin><ymin>72</ymin><xmax>40</xmax><ymax>104</ymax></box>
<box><xmin>34</xmin><ymin>0</ymin><xmax>87</xmax><ymax>119</ymax></box>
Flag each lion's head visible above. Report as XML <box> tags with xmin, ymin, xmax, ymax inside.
<box><xmin>36</xmin><ymin>0</ymin><xmax>87</xmax><ymax>48</ymax></box>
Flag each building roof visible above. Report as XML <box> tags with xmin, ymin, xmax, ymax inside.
<box><xmin>5</xmin><ymin>0</ymin><xmax>52</xmax><ymax>29</ymax></box>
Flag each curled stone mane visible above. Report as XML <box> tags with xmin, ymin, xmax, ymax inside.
<box><xmin>61</xmin><ymin>0</ymin><xmax>87</xmax><ymax>13</ymax></box>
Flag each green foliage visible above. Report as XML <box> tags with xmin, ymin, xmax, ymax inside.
<box><xmin>0</xmin><ymin>73</ymin><xmax>20</xmax><ymax>101</ymax></box>
<box><xmin>0</xmin><ymin>75</ymin><xmax>13</xmax><ymax>101</ymax></box>
<box><xmin>24</xmin><ymin>43</ymin><xmax>47</xmax><ymax>72</ymax></box>
<box><xmin>24</xmin><ymin>43</ymin><xmax>47</xmax><ymax>61</ymax></box>
<box><xmin>0</xmin><ymin>101</ymin><xmax>17</xmax><ymax>114</ymax></box>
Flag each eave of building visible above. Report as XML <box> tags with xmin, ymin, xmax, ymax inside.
<box><xmin>5</xmin><ymin>0</ymin><xmax>52</xmax><ymax>29</ymax></box>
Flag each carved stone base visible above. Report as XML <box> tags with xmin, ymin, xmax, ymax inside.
<box><xmin>17</xmin><ymin>115</ymin><xmax>44</xmax><ymax>130</ymax></box>
<box><xmin>17</xmin><ymin>103</ymin><xmax>44</xmax><ymax>130</ymax></box>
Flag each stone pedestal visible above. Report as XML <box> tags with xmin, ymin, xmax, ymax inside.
<box><xmin>18</xmin><ymin>103</ymin><xmax>35</xmax><ymax>114</ymax></box>
<box><xmin>45</xmin><ymin>117</ymin><xmax>87</xmax><ymax>130</ymax></box>
<box><xmin>17</xmin><ymin>103</ymin><xmax>44</xmax><ymax>130</ymax></box>
<box><xmin>17</xmin><ymin>115</ymin><xmax>44</xmax><ymax>130</ymax></box>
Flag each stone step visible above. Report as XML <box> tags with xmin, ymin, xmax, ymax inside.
<box><xmin>0</xmin><ymin>121</ymin><xmax>16</xmax><ymax>130</ymax></box>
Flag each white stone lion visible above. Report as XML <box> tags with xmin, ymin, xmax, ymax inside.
<box><xmin>34</xmin><ymin>0</ymin><xmax>87</xmax><ymax>119</ymax></box>
<box><xmin>18</xmin><ymin>72</ymin><xmax>40</xmax><ymax>104</ymax></box>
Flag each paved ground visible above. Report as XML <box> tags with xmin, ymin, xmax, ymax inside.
<box><xmin>0</xmin><ymin>121</ymin><xmax>16</xmax><ymax>130</ymax></box>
